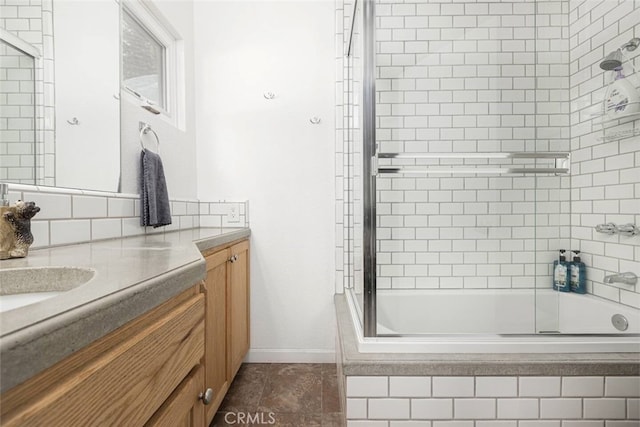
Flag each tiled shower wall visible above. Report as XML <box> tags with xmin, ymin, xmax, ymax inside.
<box><xmin>569</xmin><ymin>0</ymin><xmax>640</xmax><ymax>309</ymax></box>
<box><xmin>1</xmin><ymin>0</ymin><xmax>54</xmax><ymax>186</ymax></box>
<box><xmin>336</xmin><ymin>0</ymin><xmax>640</xmax><ymax>309</ymax></box>
<box><xmin>337</xmin><ymin>0</ymin><xmax>573</xmax><ymax>293</ymax></box>
<box><xmin>373</xmin><ymin>0</ymin><xmax>571</xmax><ymax>291</ymax></box>
<box><xmin>6</xmin><ymin>184</ymin><xmax>248</xmax><ymax>248</ymax></box>
<box><xmin>0</xmin><ymin>40</ymin><xmax>35</xmax><ymax>183</ymax></box>
<box><xmin>345</xmin><ymin>375</ymin><xmax>640</xmax><ymax>424</ymax></box>
<box><xmin>336</xmin><ymin>0</ymin><xmax>365</xmax><ymax>295</ymax></box>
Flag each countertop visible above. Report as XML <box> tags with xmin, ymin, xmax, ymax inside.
<box><xmin>0</xmin><ymin>227</ymin><xmax>250</xmax><ymax>393</ymax></box>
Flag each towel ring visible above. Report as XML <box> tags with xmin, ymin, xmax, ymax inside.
<box><xmin>139</xmin><ymin>122</ymin><xmax>160</xmax><ymax>152</ymax></box>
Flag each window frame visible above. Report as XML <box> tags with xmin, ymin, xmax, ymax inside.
<box><xmin>121</xmin><ymin>0</ymin><xmax>183</xmax><ymax>127</ymax></box>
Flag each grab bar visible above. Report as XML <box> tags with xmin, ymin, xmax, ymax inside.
<box><xmin>376</xmin><ymin>167</ymin><xmax>570</xmax><ymax>175</ymax></box>
<box><xmin>378</xmin><ymin>152</ymin><xmax>570</xmax><ymax>160</ymax></box>
<box><xmin>374</xmin><ymin>152</ymin><xmax>570</xmax><ymax>175</ymax></box>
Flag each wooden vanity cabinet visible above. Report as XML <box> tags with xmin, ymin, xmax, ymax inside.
<box><xmin>0</xmin><ymin>286</ymin><xmax>207</xmax><ymax>427</ymax></box>
<box><xmin>0</xmin><ymin>238</ymin><xmax>250</xmax><ymax>427</ymax></box>
<box><xmin>201</xmin><ymin>239</ymin><xmax>250</xmax><ymax>425</ymax></box>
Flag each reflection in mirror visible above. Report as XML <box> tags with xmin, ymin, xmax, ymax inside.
<box><xmin>53</xmin><ymin>0</ymin><xmax>120</xmax><ymax>192</ymax></box>
<box><xmin>0</xmin><ymin>38</ymin><xmax>36</xmax><ymax>185</ymax></box>
<box><xmin>0</xmin><ymin>0</ymin><xmax>121</xmax><ymax>193</ymax></box>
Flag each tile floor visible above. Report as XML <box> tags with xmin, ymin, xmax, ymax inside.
<box><xmin>211</xmin><ymin>363</ymin><xmax>344</xmax><ymax>427</ymax></box>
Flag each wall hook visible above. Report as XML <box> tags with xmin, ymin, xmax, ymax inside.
<box><xmin>66</xmin><ymin>117</ymin><xmax>79</xmax><ymax>125</ymax></box>
<box><xmin>309</xmin><ymin>117</ymin><xmax>321</xmax><ymax>124</ymax></box>
<box><xmin>263</xmin><ymin>92</ymin><xmax>276</xmax><ymax>100</ymax></box>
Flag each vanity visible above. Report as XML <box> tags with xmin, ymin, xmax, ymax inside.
<box><xmin>0</xmin><ymin>227</ymin><xmax>250</xmax><ymax>426</ymax></box>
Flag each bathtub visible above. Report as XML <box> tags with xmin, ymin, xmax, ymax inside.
<box><xmin>347</xmin><ymin>289</ymin><xmax>640</xmax><ymax>353</ymax></box>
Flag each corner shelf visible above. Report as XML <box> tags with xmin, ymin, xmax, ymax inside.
<box><xmin>597</xmin><ymin>127</ymin><xmax>640</xmax><ymax>142</ymax></box>
<box><xmin>592</xmin><ymin>105</ymin><xmax>640</xmax><ymax>141</ymax></box>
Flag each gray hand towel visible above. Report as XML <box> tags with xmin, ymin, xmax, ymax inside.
<box><xmin>140</xmin><ymin>149</ymin><xmax>172</xmax><ymax>228</ymax></box>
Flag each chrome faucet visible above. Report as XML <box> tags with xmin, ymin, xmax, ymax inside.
<box><xmin>603</xmin><ymin>272</ymin><xmax>638</xmax><ymax>285</ymax></box>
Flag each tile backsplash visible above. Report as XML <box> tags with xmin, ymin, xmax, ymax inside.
<box><xmin>5</xmin><ymin>183</ymin><xmax>248</xmax><ymax>249</ymax></box>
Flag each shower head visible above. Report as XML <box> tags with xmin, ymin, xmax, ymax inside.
<box><xmin>599</xmin><ymin>38</ymin><xmax>640</xmax><ymax>71</ymax></box>
<box><xmin>600</xmin><ymin>49</ymin><xmax>622</xmax><ymax>70</ymax></box>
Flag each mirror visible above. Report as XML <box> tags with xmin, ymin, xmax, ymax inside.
<box><xmin>0</xmin><ymin>0</ymin><xmax>121</xmax><ymax>192</ymax></box>
<box><xmin>0</xmin><ymin>36</ymin><xmax>37</xmax><ymax>185</ymax></box>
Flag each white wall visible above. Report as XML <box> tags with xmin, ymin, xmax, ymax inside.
<box><xmin>120</xmin><ymin>0</ymin><xmax>198</xmax><ymax>199</ymax></box>
<box><xmin>194</xmin><ymin>0</ymin><xmax>336</xmax><ymax>362</ymax></box>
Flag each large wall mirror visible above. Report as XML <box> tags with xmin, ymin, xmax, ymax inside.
<box><xmin>0</xmin><ymin>0</ymin><xmax>121</xmax><ymax>192</ymax></box>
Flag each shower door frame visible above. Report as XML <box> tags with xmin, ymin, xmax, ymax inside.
<box><xmin>360</xmin><ymin>0</ymin><xmax>377</xmax><ymax>338</ymax></box>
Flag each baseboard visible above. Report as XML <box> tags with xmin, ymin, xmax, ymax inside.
<box><xmin>245</xmin><ymin>348</ymin><xmax>336</xmax><ymax>363</ymax></box>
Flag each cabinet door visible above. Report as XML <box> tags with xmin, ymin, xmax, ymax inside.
<box><xmin>228</xmin><ymin>240</ymin><xmax>250</xmax><ymax>380</ymax></box>
<box><xmin>145</xmin><ymin>365</ymin><xmax>205</xmax><ymax>427</ymax></box>
<box><xmin>1</xmin><ymin>292</ymin><xmax>205</xmax><ymax>427</ymax></box>
<box><xmin>203</xmin><ymin>249</ymin><xmax>229</xmax><ymax>424</ymax></box>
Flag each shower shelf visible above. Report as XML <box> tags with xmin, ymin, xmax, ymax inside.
<box><xmin>597</xmin><ymin>127</ymin><xmax>640</xmax><ymax>142</ymax></box>
<box><xmin>590</xmin><ymin>103</ymin><xmax>640</xmax><ymax>121</ymax></box>
<box><xmin>590</xmin><ymin>105</ymin><xmax>640</xmax><ymax>141</ymax></box>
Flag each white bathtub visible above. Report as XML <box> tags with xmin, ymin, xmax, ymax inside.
<box><xmin>347</xmin><ymin>289</ymin><xmax>640</xmax><ymax>353</ymax></box>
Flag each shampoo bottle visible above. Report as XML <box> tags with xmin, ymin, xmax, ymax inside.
<box><xmin>570</xmin><ymin>250</ymin><xmax>587</xmax><ymax>294</ymax></box>
<box><xmin>553</xmin><ymin>249</ymin><xmax>570</xmax><ymax>292</ymax></box>
<box><xmin>605</xmin><ymin>66</ymin><xmax>640</xmax><ymax>119</ymax></box>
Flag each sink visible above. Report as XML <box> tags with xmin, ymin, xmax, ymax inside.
<box><xmin>0</xmin><ymin>267</ymin><xmax>95</xmax><ymax>312</ymax></box>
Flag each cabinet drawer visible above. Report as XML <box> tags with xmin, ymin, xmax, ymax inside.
<box><xmin>2</xmin><ymin>293</ymin><xmax>205</xmax><ymax>427</ymax></box>
<box><xmin>145</xmin><ymin>365</ymin><xmax>205</xmax><ymax>427</ymax></box>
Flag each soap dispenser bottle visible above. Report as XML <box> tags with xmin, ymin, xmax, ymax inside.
<box><xmin>553</xmin><ymin>249</ymin><xmax>570</xmax><ymax>292</ymax></box>
<box><xmin>570</xmin><ymin>250</ymin><xmax>587</xmax><ymax>294</ymax></box>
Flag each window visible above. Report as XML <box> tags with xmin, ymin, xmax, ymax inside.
<box><xmin>120</xmin><ymin>0</ymin><xmax>184</xmax><ymax>126</ymax></box>
<box><xmin>122</xmin><ymin>9</ymin><xmax>165</xmax><ymax>109</ymax></box>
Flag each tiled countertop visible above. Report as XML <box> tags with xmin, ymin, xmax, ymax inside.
<box><xmin>0</xmin><ymin>227</ymin><xmax>250</xmax><ymax>393</ymax></box>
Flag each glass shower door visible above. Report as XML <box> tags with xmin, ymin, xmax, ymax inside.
<box><xmin>365</xmin><ymin>0</ymin><xmax>571</xmax><ymax>336</ymax></box>
<box><xmin>344</xmin><ymin>0</ymin><xmax>366</xmax><ymax>330</ymax></box>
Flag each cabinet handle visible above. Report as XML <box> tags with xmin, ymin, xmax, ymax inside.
<box><xmin>229</xmin><ymin>255</ymin><xmax>238</xmax><ymax>263</ymax></box>
<box><xmin>199</xmin><ymin>388</ymin><xmax>214</xmax><ymax>405</ymax></box>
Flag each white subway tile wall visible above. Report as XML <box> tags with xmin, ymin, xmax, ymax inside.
<box><xmin>336</xmin><ymin>0</ymin><xmax>580</xmax><ymax>297</ymax></box>
<box><xmin>1</xmin><ymin>0</ymin><xmax>55</xmax><ymax>185</ymax></box>
<box><xmin>373</xmin><ymin>0</ymin><xmax>571</xmax><ymax>292</ymax></box>
<box><xmin>335</xmin><ymin>1</ymin><xmax>639</xmax><ymax>422</ymax></box>
<box><xmin>345</xmin><ymin>375</ymin><xmax>640</xmax><ymax>424</ymax></box>
<box><xmin>335</xmin><ymin>0</ymin><xmax>366</xmax><ymax>295</ymax></box>
<box><xmin>0</xmin><ymin>39</ymin><xmax>37</xmax><ymax>183</ymax></box>
<box><xmin>6</xmin><ymin>184</ymin><xmax>248</xmax><ymax>248</ymax></box>
<box><xmin>569</xmin><ymin>0</ymin><xmax>640</xmax><ymax>308</ymax></box>
<box><xmin>336</xmin><ymin>0</ymin><xmax>639</xmax><ymax>314</ymax></box>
